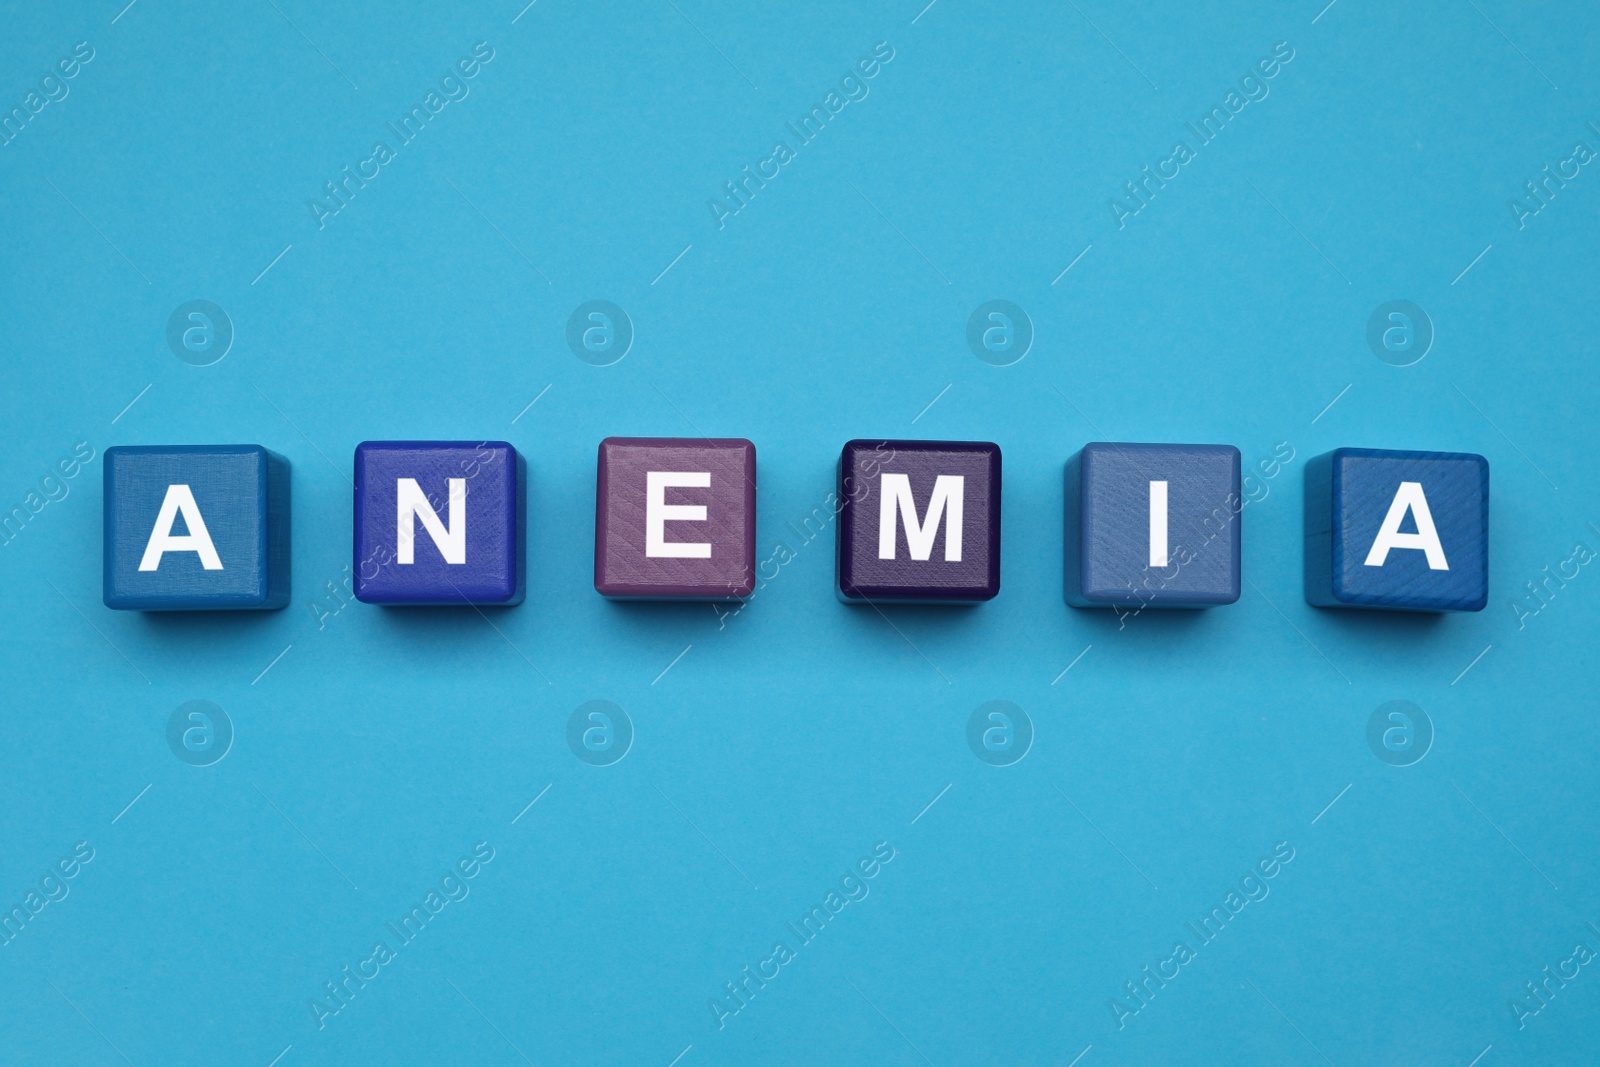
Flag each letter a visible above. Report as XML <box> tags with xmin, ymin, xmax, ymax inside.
<box><xmin>139</xmin><ymin>484</ymin><xmax>223</xmax><ymax>571</ymax></box>
<box><xmin>1364</xmin><ymin>481</ymin><xmax>1448</xmax><ymax>570</ymax></box>
<box><xmin>879</xmin><ymin>473</ymin><xmax>963</xmax><ymax>561</ymax></box>
<box><xmin>397</xmin><ymin>478</ymin><xmax>465</xmax><ymax>564</ymax></box>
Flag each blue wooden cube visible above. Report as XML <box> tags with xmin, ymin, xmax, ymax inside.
<box><xmin>1065</xmin><ymin>442</ymin><xmax>1241</xmax><ymax>608</ymax></box>
<box><xmin>103</xmin><ymin>445</ymin><xmax>290</xmax><ymax>611</ymax></box>
<box><xmin>836</xmin><ymin>439</ymin><xmax>1001</xmax><ymax>603</ymax></box>
<box><xmin>1304</xmin><ymin>448</ymin><xmax>1488</xmax><ymax>612</ymax></box>
<box><xmin>353</xmin><ymin>441</ymin><xmax>524</xmax><ymax>606</ymax></box>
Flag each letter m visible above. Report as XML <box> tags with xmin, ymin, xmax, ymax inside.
<box><xmin>879</xmin><ymin>474</ymin><xmax>963</xmax><ymax>561</ymax></box>
<box><xmin>397</xmin><ymin>478</ymin><xmax>465</xmax><ymax>564</ymax></box>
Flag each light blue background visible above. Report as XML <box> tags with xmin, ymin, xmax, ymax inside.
<box><xmin>2</xmin><ymin>1</ymin><xmax>1598</xmax><ymax>1064</ymax></box>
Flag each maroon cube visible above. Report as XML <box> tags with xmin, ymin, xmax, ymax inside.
<box><xmin>594</xmin><ymin>437</ymin><xmax>756</xmax><ymax>600</ymax></box>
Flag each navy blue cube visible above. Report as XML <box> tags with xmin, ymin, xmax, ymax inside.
<box><xmin>836</xmin><ymin>440</ymin><xmax>1001</xmax><ymax>603</ymax></box>
<box><xmin>353</xmin><ymin>441</ymin><xmax>525</xmax><ymax>606</ymax></box>
<box><xmin>1065</xmin><ymin>443</ymin><xmax>1241</xmax><ymax>608</ymax></box>
<box><xmin>103</xmin><ymin>445</ymin><xmax>290</xmax><ymax>611</ymax></box>
<box><xmin>1304</xmin><ymin>448</ymin><xmax>1488</xmax><ymax>612</ymax></box>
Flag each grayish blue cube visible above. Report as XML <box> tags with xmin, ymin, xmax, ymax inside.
<box><xmin>1065</xmin><ymin>442</ymin><xmax>1241</xmax><ymax>608</ymax></box>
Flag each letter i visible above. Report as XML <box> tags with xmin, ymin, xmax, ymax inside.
<box><xmin>1149</xmin><ymin>481</ymin><xmax>1168</xmax><ymax>568</ymax></box>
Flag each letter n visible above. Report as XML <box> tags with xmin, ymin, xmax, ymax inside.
<box><xmin>397</xmin><ymin>478</ymin><xmax>465</xmax><ymax>564</ymax></box>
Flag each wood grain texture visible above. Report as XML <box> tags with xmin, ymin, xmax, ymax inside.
<box><xmin>593</xmin><ymin>437</ymin><xmax>756</xmax><ymax>600</ymax></box>
<box><xmin>1065</xmin><ymin>442</ymin><xmax>1241</xmax><ymax>608</ymax></box>
<box><xmin>102</xmin><ymin>445</ymin><xmax>290</xmax><ymax>611</ymax></box>
<box><xmin>1303</xmin><ymin>447</ymin><xmax>1488</xmax><ymax>612</ymax></box>
<box><xmin>352</xmin><ymin>441</ymin><xmax>524</xmax><ymax>606</ymax></box>
<box><xmin>836</xmin><ymin>439</ymin><xmax>1000</xmax><ymax>603</ymax></box>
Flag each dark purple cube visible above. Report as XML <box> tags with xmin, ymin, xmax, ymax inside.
<box><xmin>836</xmin><ymin>439</ymin><xmax>1001</xmax><ymax>603</ymax></box>
<box><xmin>594</xmin><ymin>437</ymin><xmax>756</xmax><ymax>600</ymax></box>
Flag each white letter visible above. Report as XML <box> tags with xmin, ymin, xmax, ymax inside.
<box><xmin>1364</xmin><ymin>481</ymin><xmax>1448</xmax><ymax>570</ymax></box>
<box><xmin>397</xmin><ymin>478</ymin><xmax>465</xmax><ymax>564</ymax></box>
<box><xmin>1149</xmin><ymin>481</ymin><xmax>1168</xmax><ymax>567</ymax></box>
<box><xmin>646</xmin><ymin>472</ymin><xmax>711</xmax><ymax>558</ymax></box>
<box><xmin>878</xmin><ymin>474</ymin><xmax>964</xmax><ymax>562</ymax></box>
<box><xmin>139</xmin><ymin>484</ymin><xmax>223</xmax><ymax>571</ymax></box>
